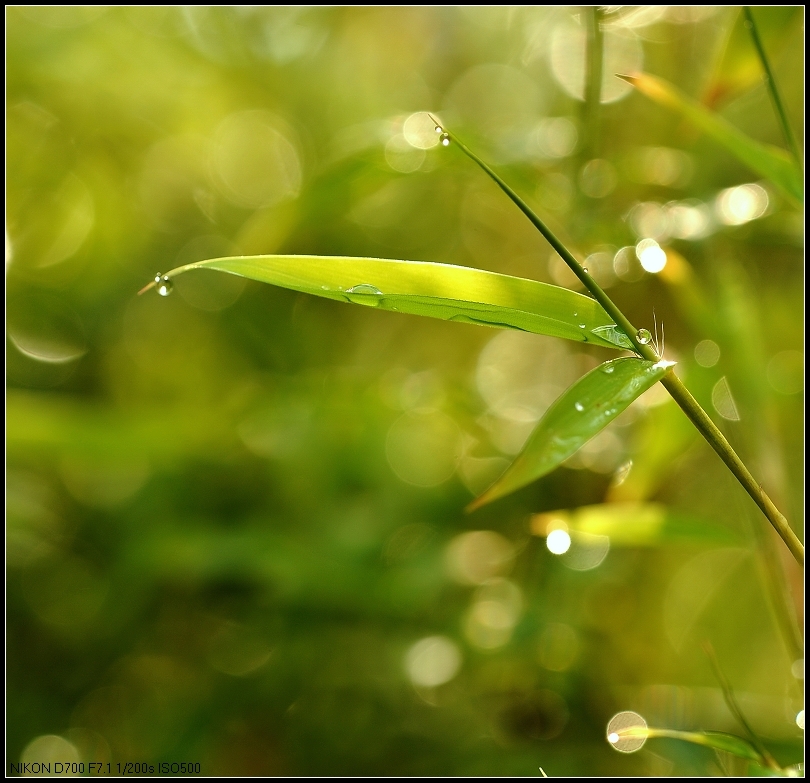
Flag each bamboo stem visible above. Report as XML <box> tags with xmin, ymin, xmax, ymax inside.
<box><xmin>442</xmin><ymin>126</ymin><xmax>804</xmax><ymax>567</ymax></box>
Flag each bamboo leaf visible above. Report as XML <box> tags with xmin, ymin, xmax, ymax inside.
<box><xmin>617</xmin><ymin>725</ymin><xmax>765</xmax><ymax>763</ymax></box>
<box><xmin>469</xmin><ymin>358</ymin><xmax>673</xmax><ymax>511</ymax></box>
<box><xmin>532</xmin><ymin>502</ymin><xmax>741</xmax><ymax>546</ymax></box>
<box><xmin>619</xmin><ymin>72</ymin><xmax>803</xmax><ymax>204</ymax></box>
<box><xmin>618</xmin><ymin>726</ymin><xmax>764</xmax><ymax>763</ymax></box>
<box><xmin>156</xmin><ymin>255</ymin><xmax>634</xmax><ymax>350</ymax></box>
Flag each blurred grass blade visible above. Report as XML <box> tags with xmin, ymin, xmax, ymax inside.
<box><xmin>160</xmin><ymin>255</ymin><xmax>634</xmax><ymax>350</ymax></box>
<box><xmin>468</xmin><ymin>358</ymin><xmax>673</xmax><ymax>511</ymax></box>
<box><xmin>619</xmin><ymin>726</ymin><xmax>764</xmax><ymax>763</ymax></box>
<box><xmin>619</xmin><ymin>72</ymin><xmax>803</xmax><ymax>204</ymax></box>
<box><xmin>703</xmin><ymin>641</ymin><xmax>781</xmax><ymax>770</ymax></box>
<box><xmin>743</xmin><ymin>7</ymin><xmax>803</xmax><ymax>167</ymax></box>
<box><xmin>531</xmin><ymin>502</ymin><xmax>741</xmax><ymax>546</ymax></box>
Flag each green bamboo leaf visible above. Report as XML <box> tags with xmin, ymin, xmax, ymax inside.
<box><xmin>618</xmin><ymin>726</ymin><xmax>764</xmax><ymax>764</ymax></box>
<box><xmin>469</xmin><ymin>357</ymin><xmax>673</xmax><ymax>511</ymax></box>
<box><xmin>153</xmin><ymin>255</ymin><xmax>634</xmax><ymax>351</ymax></box>
<box><xmin>619</xmin><ymin>72</ymin><xmax>803</xmax><ymax>204</ymax></box>
<box><xmin>532</xmin><ymin>502</ymin><xmax>741</xmax><ymax>546</ymax></box>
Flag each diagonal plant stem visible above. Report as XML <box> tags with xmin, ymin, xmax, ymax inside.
<box><xmin>433</xmin><ymin>124</ymin><xmax>647</xmax><ymax>357</ymax></box>
<box><xmin>702</xmin><ymin>641</ymin><xmax>780</xmax><ymax>771</ymax></box>
<box><xmin>435</xmin><ymin>122</ymin><xmax>804</xmax><ymax>567</ymax></box>
<box><xmin>742</xmin><ymin>6</ymin><xmax>803</xmax><ymax>167</ymax></box>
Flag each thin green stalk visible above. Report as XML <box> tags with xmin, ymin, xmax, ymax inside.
<box><xmin>583</xmin><ymin>6</ymin><xmax>604</xmax><ymax>160</ymax></box>
<box><xmin>439</xmin><ymin>128</ymin><xmax>651</xmax><ymax>358</ymax></box>
<box><xmin>437</xmin><ymin>123</ymin><xmax>804</xmax><ymax>567</ymax></box>
<box><xmin>743</xmin><ymin>6</ymin><xmax>803</xmax><ymax>167</ymax></box>
<box><xmin>702</xmin><ymin>642</ymin><xmax>781</xmax><ymax>771</ymax></box>
<box><xmin>748</xmin><ymin>510</ymin><xmax>804</xmax><ymax>663</ymax></box>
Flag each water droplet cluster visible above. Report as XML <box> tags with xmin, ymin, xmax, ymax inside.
<box><xmin>434</xmin><ymin>125</ymin><xmax>450</xmax><ymax>146</ymax></box>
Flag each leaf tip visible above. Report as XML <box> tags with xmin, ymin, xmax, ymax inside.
<box><xmin>615</xmin><ymin>72</ymin><xmax>639</xmax><ymax>85</ymax></box>
<box><xmin>466</xmin><ymin>483</ymin><xmax>504</xmax><ymax>512</ymax></box>
<box><xmin>465</xmin><ymin>495</ymin><xmax>488</xmax><ymax>514</ymax></box>
<box><xmin>137</xmin><ymin>280</ymin><xmax>156</xmax><ymax>296</ymax></box>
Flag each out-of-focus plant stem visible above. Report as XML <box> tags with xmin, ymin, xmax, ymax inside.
<box><xmin>660</xmin><ymin>373</ymin><xmax>804</xmax><ymax>566</ymax></box>
<box><xmin>583</xmin><ymin>5</ymin><xmax>604</xmax><ymax>161</ymax></box>
<box><xmin>703</xmin><ymin>641</ymin><xmax>781</xmax><ymax>771</ymax></box>
<box><xmin>750</xmin><ymin>518</ymin><xmax>804</xmax><ymax>662</ymax></box>
<box><xmin>743</xmin><ymin>6</ymin><xmax>803</xmax><ymax>168</ymax></box>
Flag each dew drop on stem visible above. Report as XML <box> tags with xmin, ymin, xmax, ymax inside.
<box><xmin>155</xmin><ymin>273</ymin><xmax>173</xmax><ymax>296</ymax></box>
<box><xmin>636</xmin><ymin>328</ymin><xmax>652</xmax><ymax>345</ymax></box>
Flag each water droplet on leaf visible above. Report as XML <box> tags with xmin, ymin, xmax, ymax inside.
<box><xmin>440</xmin><ymin>133</ymin><xmax>450</xmax><ymax>147</ymax></box>
<box><xmin>574</xmin><ymin>402</ymin><xmax>584</xmax><ymax>412</ymax></box>
<box><xmin>434</xmin><ymin>125</ymin><xmax>443</xmax><ymax>134</ymax></box>
<box><xmin>347</xmin><ymin>284</ymin><xmax>383</xmax><ymax>296</ymax></box>
<box><xmin>636</xmin><ymin>328</ymin><xmax>652</xmax><ymax>345</ymax></box>
<box><xmin>155</xmin><ymin>273</ymin><xmax>173</xmax><ymax>297</ymax></box>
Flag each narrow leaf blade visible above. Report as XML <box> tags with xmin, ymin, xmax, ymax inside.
<box><xmin>531</xmin><ymin>502</ymin><xmax>742</xmax><ymax>546</ymax></box>
<box><xmin>163</xmin><ymin>255</ymin><xmax>634</xmax><ymax>350</ymax></box>
<box><xmin>619</xmin><ymin>726</ymin><xmax>764</xmax><ymax>763</ymax></box>
<box><xmin>620</xmin><ymin>72</ymin><xmax>803</xmax><ymax>204</ymax></box>
<box><xmin>469</xmin><ymin>358</ymin><xmax>672</xmax><ymax>510</ymax></box>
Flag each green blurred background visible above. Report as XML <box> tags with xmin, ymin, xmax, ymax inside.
<box><xmin>6</xmin><ymin>6</ymin><xmax>804</xmax><ymax>776</ymax></box>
